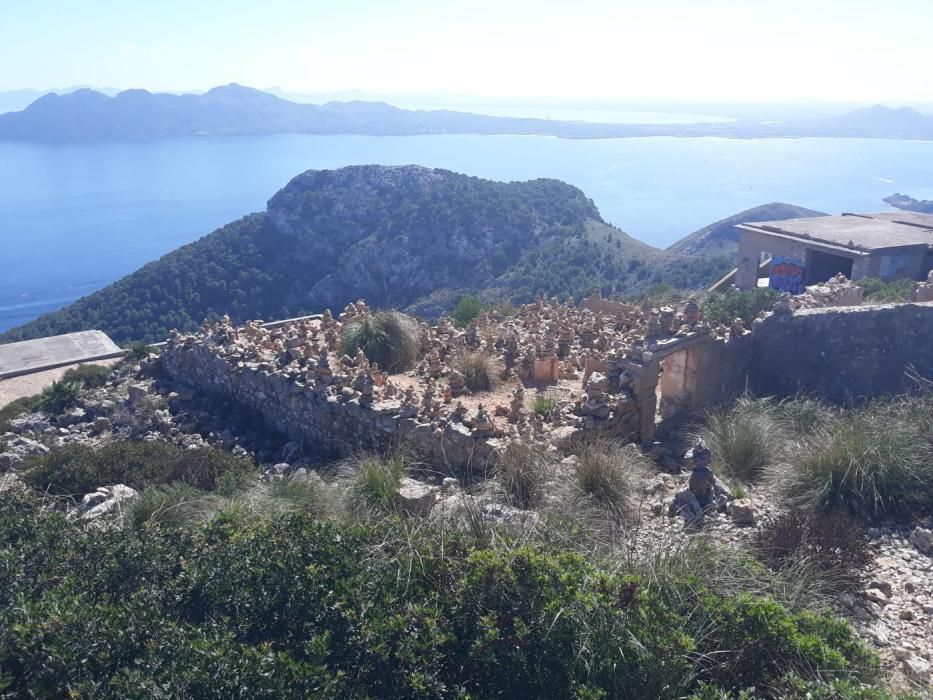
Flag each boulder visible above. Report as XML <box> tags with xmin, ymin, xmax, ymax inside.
<box><xmin>909</xmin><ymin>527</ymin><xmax>933</xmax><ymax>556</ymax></box>
<box><xmin>902</xmin><ymin>654</ymin><xmax>931</xmax><ymax>685</ymax></box>
<box><xmin>396</xmin><ymin>477</ymin><xmax>438</xmax><ymax>516</ymax></box>
<box><xmin>729</xmin><ymin>498</ymin><xmax>756</xmax><ymax>525</ymax></box>
<box><xmin>80</xmin><ymin>484</ymin><xmax>138</xmax><ymax>520</ymax></box>
<box><xmin>93</xmin><ymin>417</ymin><xmax>113</xmax><ymax>433</ymax></box>
<box><xmin>127</xmin><ymin>383</ymin><xmax>150</xmax><ymax>406</ymax></box>
<box><xmin>55</xmin><ymin>407</ymin><xmax>87</xmax><ymax>428</ymax></box>
<box><xmin>669</xmin><ymin>489</ymin><xmax>703</xmax><ymax>523</ymax></box>
<box><xmin>8</xmin><ymin>413</ymin><xmax>50</xmax><ymax>434</ymax></box>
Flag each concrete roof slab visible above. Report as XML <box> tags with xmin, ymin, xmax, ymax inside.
<box><xmin>0</xmin><ymin>331</ymin><xmax>123</xmax><ymax>379</ymax></box>
<box><xmin>739</xmin><ymin>212</ymin><xmax>933</xmax><ymax>252</ymax></box>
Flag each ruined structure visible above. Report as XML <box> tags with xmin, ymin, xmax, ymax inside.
<box><xmin>161</xmin><ymin>288</ymin><xmax>933</xmax><ymax>471</ymax></box>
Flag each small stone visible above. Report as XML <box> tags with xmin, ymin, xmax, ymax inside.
<box><xmin>93</xmin><ymin>417</ymin><xmax>113</xmax><ymax>433</ymax></box>
<box><xmin>729</xmin><ymin>498</ymin><xmax>756</xmax><ymax>525</ymax></box>
<box><xmin>909</xmin><ymin>528</ymin><xmax>933</xmax><ymax>556</ymax></box>
<box><xmin>868</xmin><ymin>580</ymin><xmax>893</xmax><ymax>598</ymax></box>
<box><xmin>127</xmin><ymin>383</ymin><xmax>149</xmax><ymax>405</ymax></box>
<box><xmin>898</xmin><ymin>609</ymin><xmax>915</xmax><ymax>621</ymax></box>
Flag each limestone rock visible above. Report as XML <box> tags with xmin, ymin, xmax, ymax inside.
<box><xmin>909</xmin><ymin>527</ymin><xmax>933</xmax><ymax>556</ymax></box>
<box><xmin>127</xmin><ymin>383</ymin><xmax>150</xmax><ymax>405</ymax></box>
<box><xmin>729</xmin><ymin>498</ymin><xmax>756</xmax><ymax>525</ymax></box>
<box><xmin>93</xmin><ymin>417</ymin><xmax>113</xmax><ymax>433</ymax></box>
<box><xmin>80</xmin><ymin>484</ymin><xmax>139</xmax><ymax>520</ymax></box>
<box><xmin>902</xmin><ymin>653</ymin><xmax>931</xmax><ymax>685</ymax></box>
<box><xmin>396</xmin><ymin>477</ymin><xmax>438</xmax><ymax>516</ymax></box>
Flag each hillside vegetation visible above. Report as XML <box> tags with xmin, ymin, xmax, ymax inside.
<box><xmin>1</xmin><ymin>165</ymin><xmax>730</xmax><ymax>344</ymax></box>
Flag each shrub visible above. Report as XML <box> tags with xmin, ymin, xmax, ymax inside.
<box><xmin>702</xmin><ymin>287</ymin><xmax>779</xmax><ymax>326</ymax></box>
<box><xmin>856</xmin><ymin>277</ymin><xmax>914</xmax><ymax>303</ymax></box>
<box><xmin>22</xmin><ymin>441</ymin><xmax>256</xmax><ymax>496</ymax></box>
<box><xmin>0</xmin><ymin>394</ymin><xmax>41</xmax><ymax>432</ymax></box>
<box><xmin>574</xmin><ymin>441</ymin><xmax>649</xmax><ymax>517</ymax></box>
<box><xmin>698</xmin><ymin>396</ymin><xmax>785</xmax><ymax>482</ymax></box>
<box><xmin>127</xmin><ymin>342</ymin><xmax>156</xmax><ymax>360</ymax></box>
<box><xmin>455</xmin><ymin>351</ymin><xmax>497</xmax><ymax>393</ymax></box>
<box><xmin>339</xmin><ymin>311</ymin><xmax>418</xmax><ymax>373</ymax></box>
<box><xmin>60</xmin><ymin>363</ymin><xmax>111</xmax><ymax>389</ymax></box>
<box><xmin>0</xmin><ymin>494</ymin><xmax>882</xmax><ymax>699</ymax></box>
<box><xmin>776</xmin><ymin>403</ymin><xmax>933</xmax><ymax>521</ymax></box>
<box><xmin>495</xmin><ymin>442</ymin><xmax>552</xmax><ymax>509</ymax></box>
<box><xmin>347</xmin><ymin>453</ymin><xmax>405</xmax><ymax>515</ymax></box>
<box><xmin>36</xmin><ymin>380</ymin><xmax>83</xmax><ymax>415</ymax></box>
<box><xmin>532</xmin><ymin>394</ymin><xmax>558</xmax><ymax>418</ymax></box>
<box><xmin>451</xmin><ymin>294</ymin><xmax>483</xmax><ymax>326</ymax></box>
<box><xmin>756</xmin><ymin>511</ymin><xmax>873</xmax><ymax>590</ymax></box>
<box><xmin>124</xmin><ymin>483</ymin><xmax>212</xmax><ymax>529</ymax></box>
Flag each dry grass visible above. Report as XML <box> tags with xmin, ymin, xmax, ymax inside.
<box><xmin>454</xmin><ymin>351</ymin><xmax>498</xmax><ymax>393</ymax></box>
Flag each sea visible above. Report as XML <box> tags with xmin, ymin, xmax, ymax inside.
<box><xmin>1</xmin><ymin>133</ymin><xmax>933</xmax><ymax>333</ymax></box>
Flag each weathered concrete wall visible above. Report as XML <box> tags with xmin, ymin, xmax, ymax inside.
<box><xmin>162</xmin><ymin>342</ymin><xmax>500</xmax><ymax>477</ymax></box>
<box><xmin>750</xmin><ymin>302</ymin><xmax>933</xmax><ymax>402</ymax></box>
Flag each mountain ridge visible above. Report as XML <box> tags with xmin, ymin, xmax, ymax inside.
<box><xmin>2</xmin><ymin>85</ymin><xmax>932</xmax><ymax>141</ymax></box>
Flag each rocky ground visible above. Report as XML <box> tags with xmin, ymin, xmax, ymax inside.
<box><xmin>1</xmin><ymin>357</ymin><xmax>931</xmax><ymax>694</ymax></box>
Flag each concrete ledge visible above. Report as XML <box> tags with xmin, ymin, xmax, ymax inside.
<box><xmin>0</xmin><ymin>331</ymin><xmax>124</xmax><ymax>380</ymax></box>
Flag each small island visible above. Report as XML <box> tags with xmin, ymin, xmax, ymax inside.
<box><xmin>884</xmin><ymin>193</ymin><xmax>933</xmax><ymax>214</ymax></box>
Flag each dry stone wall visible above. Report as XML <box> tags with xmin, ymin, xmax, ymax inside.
<box><xmin>751</xmin><ymin>301</ymin><xmax>933</xmax><ymax>401</ymax></box>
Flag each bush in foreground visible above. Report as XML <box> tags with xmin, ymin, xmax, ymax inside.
<box><xmin>23</xmin><ymin>441</ymin><xmax>255</xmax><ymax>496</ymax></box>
<box><xmin>0</xmin><ymin>492</ymin><xmax>882</xmax><ymax>699</ymax></box>
<box><xmin>339</xmin><ymin>311</ymin><xmax>419</xmax><ymax>373</ymax></box>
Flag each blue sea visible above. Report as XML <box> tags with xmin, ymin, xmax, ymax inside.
<box><xmin>1</xmin><ymin>134</ymin><xmax>932</xmax><ymax>332</ymax></box>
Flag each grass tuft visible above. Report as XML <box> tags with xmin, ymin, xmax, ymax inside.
<box><xmin>697</xmin><ymin>396</ymin><xmax>786</xmax><ymax>483</ymax></box>
<box><xmin>454</xmin><ymin>351</ymin><xmax>497</xmax><ymax>393</ymax></box>
<box><xmin>574</xmin><ymin>441</ymin><xmax>649</xmax><ymax>518</ymax></box>
<box><xmin>339</xmin><ymin>311</ymin><xmax>418</xmax><ymax>373</ymax></box>
<box><xmin>347</xmin><ymin>452</ymin><xmax>406</xmax><ymax>516</ymax></box>
<box><xmin>36</xmin><ymin>380</ymin><xmax>83</xmax><ymax>415</ymax></box>
<box><xmin>494</xmin><ymin>442</ymin><xmax>552</xmax><ymax>510</ymax></box>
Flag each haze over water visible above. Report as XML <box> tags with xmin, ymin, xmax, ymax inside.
<box><xmin>2</xmin><ymin>133</ymin><xmax>932</xmax><ymax>333</ymax></box>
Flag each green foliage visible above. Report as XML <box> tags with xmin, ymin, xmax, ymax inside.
<box><xmin>22</xmin><ymin>441</ymin><xmax>255</xmax><ymax>496</ymax></box>
<box><xmin>36</xmin><ymin>380</ymin><xmax>82</xmax><ymax>415</ymax></box>
<box><xmin>533</xmin><ymin>393</ymin><xmax>559</xmax><ymax>418</ymax></box>
<box><xmin>455</xmin><ymin>351</ymin><xmax>497</xmax><ymax>393</ymax></box>
<box><xmin>60</xmin><ymin>363</ymin><xmax>112</xmax><ymax>389</ymax></box>
<box><xmin>495</xmin><ymin>442</ymin><xmax>552</xmax><ymax>509</ymax></box>
<box><xmin>856</xmin><ymin>277</ymin><xmax>914</xmax><ymax>303</ymax></box>
<box><xmin>127</xmin><ymin>342</ymin><xmax>156</xmax><ymax>360</ymax></box>
<box><xmin>0</xmin><ymin>492</ymin><xmax>882</xmax><ymax>698</ymax></box>
<box><xmin>702</xmin><ymin>288</ymin><xmax>780</xmax><ymax>326</ymax></box>
<box><xmin>347</xmin><ymin>453</ymin><xmax>406</xmax><ymax>515</ymax></box>
<box><xmin>123</xmin><ymin>483</ymin><xmax>211</xmax><ymax>530</ymax></box>
<box><xmin>776</xmin><ymin>396</ymin><xmax>933</xmax><ymax>521</ymax></box>
<box><xmin>574</xmin><ymin>442</ymin><xmax>649</xmax><ymax>517</ymax></box>
<box><xmin>698</xmin><ymin>396</ymin><xmax>787</xmax><ymax>483</ymax></box>
<box><xmin>339</xmin><ymin>311</ymin><xmax>418</xmax><ymax>373</ymax></box>
<box><xmin>0</xmin><ymin>394</ymin><xmax>41</xmax><ymax>433</ymax></box>
<box><xmin>451</xmin><ymin>295</ymin><xmax>483</xmax><ymax>327</ymax></box>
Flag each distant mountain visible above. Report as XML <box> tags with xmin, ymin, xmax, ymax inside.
<box><xmin>823</xmin><ymin>104</ymin><xmax>933</xmax><ymax>139</ymax></box>
<box><xmin>3</xmin><ymin>84</ymin><xmax>933</xmax><ymax>141</ymax></box>
<box><xmin>0</xmin><ymin>165</ymin><xmax>730</xmax><ymax>344</ymax></box>
<box><xmin>667</xmin><ymin>203</ymin><xmax>827</xmax><ymax>257</ymax></box>
<box><xmin>883</xmin><ymin>193</ymin><xmax>933</xmax><ymax>214</ymax></box>
<box><xmin>0</xmin><ymin>86</ymin><xmax>121</xmax><ymax>114</ymax></box>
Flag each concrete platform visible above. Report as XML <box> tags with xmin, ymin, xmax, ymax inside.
<box><xmin>0</xmin><ymin>331</ymin><xmax>123</xmax><ymax>380</ymax></box>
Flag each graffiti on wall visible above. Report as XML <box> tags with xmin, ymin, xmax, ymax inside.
<box><xmin>770</xmin><ymin>257</ymin><xmax>805</xmax><ymax>294</ymax></box>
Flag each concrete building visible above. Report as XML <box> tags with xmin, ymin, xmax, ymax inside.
<box><xmin>733</xmin><ymin>212</ymin><xmax>933</xmax><ymax>292</ymax></box>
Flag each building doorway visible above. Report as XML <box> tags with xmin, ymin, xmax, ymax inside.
<box><xmin>806</xmin><ymin>250</ymin><xmax>853</xmax><ymax>285</ymax></box>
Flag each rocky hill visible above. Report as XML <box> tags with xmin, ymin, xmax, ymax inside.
<box><xmin>0</xmin><ymin>165</ymin><xmax>731</xmax><ymax>344</ymax></box>
<box><xmin>667</xmin><ymin>203</ymin><xmax>827</xmax><ymax>257</ymax></box>
<box><xmin>884</xmin><ymin>193</ymin><xmax>933</xmax><ymax>214</ymax></box>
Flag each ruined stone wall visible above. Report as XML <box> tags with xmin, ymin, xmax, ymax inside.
<box><xmin>162</xmin><ymin>342</ymin><xmax>499</xmax><ymax>476</ymax></box>
<box><xmin>750</xmin><ymin>301</ymin><xmax>933</xmax><ymax>402</ymax></box>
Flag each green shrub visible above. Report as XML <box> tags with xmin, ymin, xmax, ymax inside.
<box><xmin>347</xmin><ymin>453</ymin><xmax>405</xmax><ymax>515</ymax></box>
<box><xmin>455</xmin><ymin>351</ymin><xmax>497</xmax><ymax>393</ymax></box>
<box><xmin>127</xmin><ymin>342</ymin><xmax>156</xmax><ymax>360</ymax></box>
<box><xmin>702</xmin><ymin>288</ymin><xmax>780</xmax><ymax>326</ymax></box>
<box><xmin>339</xmin><ymin>311</ymin><xmax>418</xmax><ymax>373</ymax></box>
<box><xmin>698</xmin><ymin>396</ymin><xmax>786</xmax><ymax>482</ymax></box>
<box><xmin>856</xmin><ymin>277</ymin><xmax>914</xmax><ymax>303</ymax></box>
<box><xmin>495</xmin><ymin>442</ymin><xmax>552</xmax><ymax>509</ymax></box>
<box><xmin>22</xmin><ymin>441</ymin><xmax>256</xmax><ymax>496</ymax></box>
<box><xmin>451</xmin><ymin>294</ymin><xmax>483</xmax><ymax>326</ymax></box>
<box><xmin>0</xmin><ymin>394</ymin><xmax>41</xmax><ymax>433</ymax></box>
<box><xmin>777</xmin><ymin>402</ymin><xmax>933</xmax><ymax>521</ymax></box>
<box><xmin>0</xmin><ymin>493</ymin><xmax>881</xmax><ymax>699</ymax></box>
<box><xmin>60</xmin><ymin>363</ymin><xmax>111</xmax><ymax>389</ymax></box>
<box><xmin>124</xmin><ymin>483</ymin><xmax>211</xmax><ymax>529</ymax></box>
<box><xmin>532</xmin><ymin>394</ymin><xmax>558</xmax><ymax>418</ymax></box>
<box><xmin>36</xmin><ymin>380</ymin><xmax>83</xmax><ymax>415</ymax></box>
<box><xmin>574</xmin><ymin>441</ymin><xmax>649</xmax><ymax>517</ymax></box>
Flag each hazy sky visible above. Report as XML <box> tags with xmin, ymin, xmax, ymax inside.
<box><xmin>3</xmin><ymin>0</ymin><xmax>931</xmax><ymax>101</ymax></box>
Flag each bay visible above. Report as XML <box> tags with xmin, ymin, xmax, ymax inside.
<box><xmin>1</xmin><ymin>133</ymin><xmax>932</xmax><ymax>332</ymax></box>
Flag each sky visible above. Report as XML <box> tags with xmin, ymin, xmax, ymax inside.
<box><xmin>2</xmin><ymin>0</ymin><xmax>932</xmax><ymax>102</ymax></box>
